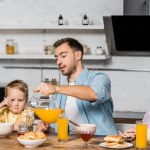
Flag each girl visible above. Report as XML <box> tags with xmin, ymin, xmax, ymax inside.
<box><xmin>0</xmin><ymin>80</ymin><xmax>34</xmax><ymax>131</ymax></box>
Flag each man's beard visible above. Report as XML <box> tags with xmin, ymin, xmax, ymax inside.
<box><xmin>61</xmin><ymin>65</ymin><xmax>76</xmax><ymax>77</ymax></box>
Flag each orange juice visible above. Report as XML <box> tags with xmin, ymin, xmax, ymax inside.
<box><xmin>57</xmin><ymin>117</ymin><xmax>68</xmax><ymax>142</ymax></box>
<box><xmin>136</xmin><ymin>120</ymin><xmax>147</xmax><ymax>149</ymax></box>
<box><xmin>33</xmin><ymin>108</ymin><xmax>63</xmax><ymax>123</ymax></box>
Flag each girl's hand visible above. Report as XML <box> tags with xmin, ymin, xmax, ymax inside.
<box><xmin>119</xmin><ymin>128</ymin><xmax>136</xmax><ymax>141</ymax></box>
<box><xmin>0</xmin><ymin>97</ymin><xmax>12</xmax><ymax>108</ymax></box>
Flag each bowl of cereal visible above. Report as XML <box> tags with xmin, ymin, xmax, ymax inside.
<box><xmin>17</xmin><ymin>131</ymin><xmax>47</xmax><ymax>147</ymax></box>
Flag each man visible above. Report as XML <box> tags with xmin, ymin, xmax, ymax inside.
<box><xmin>35</xmin><ymin>37</ymin><xmax>118</xmax><ymax>135</ymax></box>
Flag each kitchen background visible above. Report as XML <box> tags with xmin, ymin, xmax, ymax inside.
<box><xmin>0</xmin><ymin>0</ymin><xmax>149</xmax><ymax>117</ymax></box>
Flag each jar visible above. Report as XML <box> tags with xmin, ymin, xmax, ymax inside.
<box><xmin>6</xmin><ymin>39</ymin><xmax>15</xmax><ymax>54</ymax></box>
<box><xmin>83</xmin><ymin>45</ymin><xmax>89</xmax><ymax>54</ymax></box>
<box><xmin>95</xmin><ymin>46</ymin><xmax>104</xmax><ymax>55</ymax></box>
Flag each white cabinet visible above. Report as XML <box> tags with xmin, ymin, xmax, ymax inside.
<box><xmin>0</xmin><ymin>25</ymin><xmax>111</xmax><ymax>60</ymax></box>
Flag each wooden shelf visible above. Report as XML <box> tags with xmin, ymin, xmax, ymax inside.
<box><xmin>0</xmin><ymin>54</ymin><xmax>111</xmax><ymax>60</ymax></box>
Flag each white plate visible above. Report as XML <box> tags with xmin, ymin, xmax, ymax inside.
<box><xmin>17</xmin><ymin>137</ymin><xmax>47</xmax><ymax>147</ymax></box>
<box><xmin>99</xmin><ymin>142</ymin><xmax>133</xmax><ymax>149</ymax></box>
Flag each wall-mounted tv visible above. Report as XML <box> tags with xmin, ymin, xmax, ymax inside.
<box><xmin>103</xmin><ymin>16</ymin><xmax>150</xmax><ymax>56</ymax></box>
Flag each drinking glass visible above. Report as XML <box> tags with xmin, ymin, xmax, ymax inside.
<box><xmin>57</xmin><ymin>113</ymin><xmax>68</xmax><ymax>142</ymax></box>
<box><xmin>18</xmin><ymin>124</ymin><xmax>29</xmax><ymax>136</ymax></box>
<box><xmin>136</xmin><ymin>120</ymin><xmax>147</xmax><ymax>149</ymax></box>
<box><xmin>75</xmin><ymin>124</ymin><xmax>96</xmax><ymax>148</ymax></box>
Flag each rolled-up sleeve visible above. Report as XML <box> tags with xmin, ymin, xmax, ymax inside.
<box><xmin>89</xmin><ymin>73</ymin><xmax>111</xmax><ymax>104</ymax></box>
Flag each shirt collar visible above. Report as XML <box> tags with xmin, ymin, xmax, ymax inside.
<box><xmin>64</xmin><ymin>67</ymin><xmax>89</xmax><ymax>85</ymax></box>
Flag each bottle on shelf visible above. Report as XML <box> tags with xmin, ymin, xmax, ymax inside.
<box><xmin>6</xmin><ymin>39</ymin><xmax>15</xmax><ymax>55</ymax></box>
<box><xmin>95</xmin><ymin>46</ymin><xmax>104</xmax><ymax>55</ymax></box>
<box><xmin>82</xmin><ymin>14</ymin><xmax>89</xmax><ymax>25</ymax></box>
<box><xmin>58</xmin><ymin>14</ymin><xmax>63</xmax><ymax>25</ymax></box>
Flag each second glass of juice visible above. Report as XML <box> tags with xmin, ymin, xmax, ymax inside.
<box><xmin>136</xmin><ymin>120</ymin><xmax>147</xmax><ymax>149</ymax></box>
<box><xmin>57</xmin><ymin>113</ymin><xmax>68</xmax><ymax>142</ymax></box>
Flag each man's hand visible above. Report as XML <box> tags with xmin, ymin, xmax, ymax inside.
<box><xmin>34</xmin><ymin>82</ymin><xmax>59</xmax><ymax>96</ymax></box>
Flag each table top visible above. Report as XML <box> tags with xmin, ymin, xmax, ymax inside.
<box><xmin>0</xmin><ymin>132</ymin><xmax>148</xmax><ymax>150</ymax></box>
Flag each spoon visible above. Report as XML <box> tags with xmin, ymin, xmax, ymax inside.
<box><xmin>69</xmin><ymin>120</ymin><xmax>79</xmax><ymax>126</ymax></box>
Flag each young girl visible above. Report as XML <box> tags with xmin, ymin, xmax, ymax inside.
<box><xmin>0</xmin><ymin>80</ymin><xmax>34</xmax><ymax>131</ymax></box>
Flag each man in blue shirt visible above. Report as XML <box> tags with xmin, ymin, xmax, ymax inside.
<box><xmin>35</xmin><ymin>37</ymin><xmax>118</xmax><ymax>135</ymax></box>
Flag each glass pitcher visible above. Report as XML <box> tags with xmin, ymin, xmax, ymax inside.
<box><xmin>26</xmin><ymin>94</ymin><xmax>63</xmax><ymax>124</ymax></box>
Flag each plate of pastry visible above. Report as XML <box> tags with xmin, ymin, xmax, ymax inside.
<box><xmin>17</xmin><ymin>131</ymin><xmax>47</xmax><ymax>148</ymax></box>
<box><xmin>99</xmin><ymin>135</ymin><xmax>133</xmax><ymax>149</ymax></box>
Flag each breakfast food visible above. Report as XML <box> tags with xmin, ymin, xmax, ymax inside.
<box><xmin>104</xmin><ymin>135</ymin><xmax>123</xmax><ymax>144</ymax></box>
<box><xmin>103</xmin><ymin>135</ymin><xmax>126</xmax><ymax>147</ymax></box>
<box><xmin>19</xmin><ymin>131</ymin><xmax>46</xmax><ymax>140</ymax></box>
<box><xmin>35</xmin><ymin>131</ymin><xmax>46</xmax><ymax>139</ymax></box>
<box><xmin>104</xmin><ymin>142</ymin><xmax>130</xmax><ymax>147</ymax></box>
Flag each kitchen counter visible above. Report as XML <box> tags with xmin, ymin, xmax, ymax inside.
<box><xmin>0</xmin><ymin>132</ymin><xmax>148</xmax><ymax>150</ymax></box>
<box><xmin>113</xmin><ymin>111</ymin><xmax>145</xmax><ymax>124</ymax></box>
<box><xmin>113</xmin><ymin>111</ymin><xmax>145</xmax><ymax>119</ymax></box>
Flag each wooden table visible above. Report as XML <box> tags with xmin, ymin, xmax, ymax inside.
<box><xmin>0</xmin><ymin>132</ymin><xmax>148</xmax><ymax>150</ymax></box>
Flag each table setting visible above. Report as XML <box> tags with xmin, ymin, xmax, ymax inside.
<box><xmin>0</xmin><ymin>94</ymin><xmax>149</xmax><ymax>150</ymax></box>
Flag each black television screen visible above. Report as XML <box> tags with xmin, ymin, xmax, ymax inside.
<box><xmin>103</xmin><ymin>16</ymin><xmax>150</xmax><ymax>56</ymax></box>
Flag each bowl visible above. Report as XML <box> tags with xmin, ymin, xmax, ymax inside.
<box><xmin>75</xmin><ymin>124</ymin><xmax>96</xmax><ymax>148</ymax></box>
<box><xmin>0</xmin><ymin>123</ymin><xmax>14</xmax><ymax>137</ymax></box>
<box><xmin>75</xmin><ymin>124</ymin><xmax>96</xmax><ymax>140</ymax></box>
<box><xmin>17</xmin><ymin>137</ymin><xmax>47</xmax><ymax>147</ymax></box>
<box><xmin>75</xmin><ymin>124</ymin><xmax>96</xmax><ymax>133</ymax></box>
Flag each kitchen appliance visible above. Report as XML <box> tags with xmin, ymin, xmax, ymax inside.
<box><xmin>124</xmin><ymin>0</ymin><xmax>150</xmax><ymax>15</ymax></box>
<box><xmin>103</xmin><ymin>15</ymin><xmax>150</xmax><ymax>56</ymax></box>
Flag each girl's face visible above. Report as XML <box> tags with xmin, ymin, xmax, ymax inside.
<box><xmin>6</xmin><ymin>88</ymin><xmax>27</xmax><ymax>114</ymax></box>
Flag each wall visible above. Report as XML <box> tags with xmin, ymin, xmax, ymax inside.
<box><xmin>1</xmin><ymin>0</ymin><xmax>149</xmax><ymax>113</ymax></box>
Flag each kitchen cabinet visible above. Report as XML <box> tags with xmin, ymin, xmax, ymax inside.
<box><xmin>0</xmin><ymin>25</ymin><xmax>111</xmax><ymax>60</ymax></box>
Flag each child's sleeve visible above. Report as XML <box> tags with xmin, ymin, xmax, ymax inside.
<box><xmin>0</xmin><ymin>107</ymin><xmax>7</xmax><ymax>122</ymax></box>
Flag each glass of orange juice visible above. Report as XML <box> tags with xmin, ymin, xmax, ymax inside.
<box><xmin>136</xmin><ymin>120</ymin><xmax>147</xmax><ymax>149</ymax></box>
<box><xmin>57</xmin><ymin>113</ymin><xmax>68</xmax><ymax>142</ymax></box>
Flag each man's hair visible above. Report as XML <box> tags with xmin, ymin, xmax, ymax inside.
<box><xmin>5</xmin><ymin>80</ymin><xmax>28</xmax><ymax>98</ymax></box>
<box><xmin>53</xmin><ymin>37</ymin><xmax>84</xmax><ymax>58</ymax></box>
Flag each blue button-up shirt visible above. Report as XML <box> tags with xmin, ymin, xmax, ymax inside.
<box><xmin>52</xmin><ymin>68</ymin><xmax>118</xmax><ymax>135</ymax></box>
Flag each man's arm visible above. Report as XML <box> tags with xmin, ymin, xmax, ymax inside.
<box><xmin>56</xmin><ymin>85</ymin><xmax>97</xmax><ymax>101</ymax></box>
<box><xmin>34</xmin><ymin>83</ymin><xmax>97</xmax><ymax>102</ymax></box>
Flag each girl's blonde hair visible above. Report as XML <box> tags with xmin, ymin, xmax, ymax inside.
<box><xmin>5</xmin><ymin>80</ymin><xmax>28</xmax><ymax>99</ymax></box>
